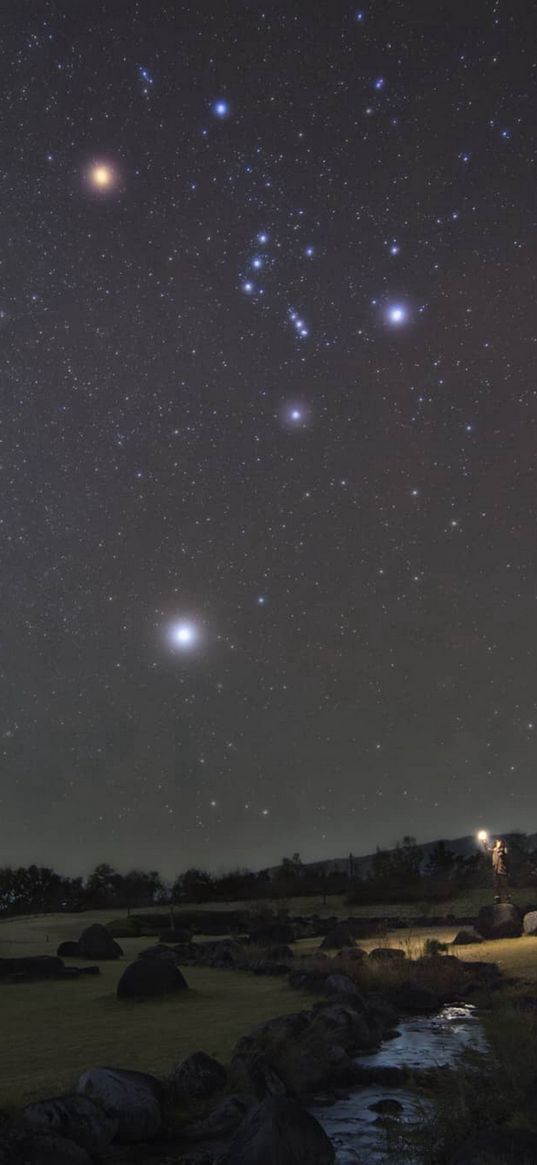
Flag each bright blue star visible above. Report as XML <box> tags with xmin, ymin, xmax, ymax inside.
<box><xmin>386</xmin><ymin>304</ymin><xmax>408</xmax><ymax>326</ymax></box>
<box><xmin>305</xmin><ymin>245</ymin><xmax>315</xmax><ymax>257</ymax></box>
<box><xmin>168</xmin><ymin>621</ymin><xmax>200</xmax><ymax>651</ymax></box>
<box><xmin>213</xmin><ymin>100</ymin><xmax>230</xmax><ymax>118</ymax></box>
<box><xmin>251</xmin><ymin>256</ymin><xmax>263</xmax><ymax>269</ymax></box>
<box><xmin>374</xmin><ymin>77</ymin><xmax>385</xmax><ymax>90</ymax></box>
<box><xmin>354</xmin><ymin>9</ymin><xmax>365</xmax><ymax>21</ymax></box>
<box><xmin>242</xmin><ymin>281</ymin><xmax>255</xmax><ymax>294</ymax></box>
<box><xmin>389</xmin><ymin>243</ymin><xmax>400</xmax><ymax>255</ymax></box>
<box><xmin>257</xmin><ymin>232</ymin><xmax>269</xmax><ymax>244</ymax></box>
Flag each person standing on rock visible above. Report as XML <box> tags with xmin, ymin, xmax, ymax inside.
<box><xmin>482</xmin><ymin>838</ymin><xmax>511</xmax><ymax>903</ymax></box>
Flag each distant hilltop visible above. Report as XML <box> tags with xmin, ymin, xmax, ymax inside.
<box><xmin>265</xmin><ymin>831</ymin><xmax>537</xmax><ymax>879</ymax></box>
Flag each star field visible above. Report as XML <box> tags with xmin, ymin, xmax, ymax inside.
<box><xmin>2</xmin><ymin>0</ymin><xmax>537</xmax><ymax>878</ymax></box>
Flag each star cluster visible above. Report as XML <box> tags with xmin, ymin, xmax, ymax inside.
<box><xmin>1</xmin><ymin>1</ymin><xmax>537</xmax><ymax>877</ymax></box>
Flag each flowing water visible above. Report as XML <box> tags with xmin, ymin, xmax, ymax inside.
<box><xmin>309</xmin><ymin>1003</ymin><xmax>488</xmax><ymax>1164</ymax></box>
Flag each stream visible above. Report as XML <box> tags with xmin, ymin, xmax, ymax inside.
<box><xmin>309</xmin><ymin>1003</ymin><xmax>488</xmax><ymax>1164</ymax></box>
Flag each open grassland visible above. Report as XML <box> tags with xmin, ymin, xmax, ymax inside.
<box><xmin>0</xmin><ymin>911</ymin><xmax>317</xmax><ymax>1109</ymax></box>
<box><xmin>3</xmin><ymin>903</ymin><xmax>537</xmax><ymax>1112</ymax></box>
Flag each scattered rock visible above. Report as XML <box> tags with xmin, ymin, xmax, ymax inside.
<box><xmin>77</xmin><ymin>1067</ymin><xmax>162</xmax><ymax>1142</ymax></box>
<box><xmin>169</xmin><ymin>1051</ymin><xmax>227</xmax><ymax>1101</ymax></box>
<box><xmin>323</xmin><ymin>973</ymin><xmax>364</xmax><ymax>1001</ymax></box>
<box><xmin>368</xmin><ymin>947</ymin><xmax>406</xmax><ymax>962</ymax></box>
<box><xmin>309</xmin><ymin>1002</ymin><xmax>374</xmax><ymax>1050</ymax></box>
<box><xmin>369</xmin><ymin>1097</ymin><xmax>403</xmax><ymax>1115</ymax></box>
<box><xmin>249</xmin><ymin>959</ymin><xmax>290</xmax><ymax>976</ymax></box>
<box><xmin>57</xmin><ymin>942</ymin><xmax>81</xmax><ymax>958</ymax></box>
<box><xmin>20</xmin><ymin>1094</ymin><xmax>118</xmax><ymax>1154</ymax></box>
<box><xmin>338</xmin><ymin>946</ymin><xmax>366</xmax><ymax>960</ymax></box>
<box><xmin>137</xmin><ymin>944</ymin><xmax>178</xmax><ymax>961</ymax></box>
<box><xmin>288</xmin><ymin>968</ymin><xmax>328</xmax><ymax>993</ymax></box>
<box><xmin>523</xmin><ymin>910</ymin><xmax>537</xmax><ymax>936</ymax></box>
<box><xmin>320</xmin><ymin>925</ymin><xmax>356</xmax><ymax>950</ymax></box>
<box><xmin>184</xmin><ymin>1094</ymin><xmax>255</xmax><ymax>1140</ymax></box>
<box><xmin>220</xmin><ymin>1096</ymin><xmax>335</xmax><ymax>1165</ymax></box>
<box><xmin>452</xmin><ymin>929</ymin><xmax>483</xmax><ymax>945</ymax></box>
<box><xmin>0</xmin><ymin>956</ymin><xmax>66</xmax><ymax>982</ymax></box>
<box><xmin>229</xmin><ymin>1007</ymin><xmax>362</xmax><ymax>1095</ymax></box>
<box><xmin>117</xmin><ymin>958</ymin><xmax>188</xmax><ymax>999</ymax></box>
<box><xmin>77</xmin><ymin>924</ymin><xmax>123</xmax><ymax>960</ymax></box>
<box><xmin>475</xmin><ymin>903</ymin><xmax>523</xmax><ymax>940</ymax></box>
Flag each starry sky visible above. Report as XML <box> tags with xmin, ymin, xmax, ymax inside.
<box><xmin>3</xmin><ymin>0</ymin><xmax>537</xmax><ymax>879</ymax></box>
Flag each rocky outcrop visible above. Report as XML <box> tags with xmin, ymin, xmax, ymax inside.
<box><xmin>0</xmin><ymin>956</ymin><xmax>67</xmax><ymax>981</ymax></box>
<box><xmin>169</xmin><ymin>1051</ymin><xmax>227</xmax><ymax>1101</ymax></box>
<box><xmin>219</xmin><ymin>1096</ymin><xmax>335</xmax><ymax>1165</ymax></box>
<box><xmin>320</xmin><ymin>925</ymin><xmax>357</xmax><ymax>950</ymax></box>
<box><xmin>19</xmin><ymin>1094</ymin><xmax>118</xmax><ymax>1154</ymax></box>
<box><xmin>76</xmin><ymin>1067</ymin><xmax>163</xmax><ymax>1142</ymax></box>
<box><xmin>228</xmin><ymin>999</ymin><xmax>379</xmax><ymax>1097</ymax></box>
<box><xmin>452</xmin><ymin>929</ymin><xmax>483</xmax><ymax>945</ymax></box>
<box><xmin>183</xmin><ymin>1094</ymin><xmax>255</xmax><ymax>1141</ymax></box>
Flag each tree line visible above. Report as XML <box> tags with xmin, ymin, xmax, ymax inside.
<box><xmin>1</xmin><ymin>834</ymin><xmax>536</xmax><ymax>916</ymax></box>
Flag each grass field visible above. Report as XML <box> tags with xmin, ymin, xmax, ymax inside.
<box><xmin>0</xmin><ymin>910</ymin><xmax>317</xmax><ymax>1109</ymax></box>
<box><xmin>2</xmin><ymin>902</ymin><xmax>537</xmax><ymax>1112</ymax></box>
<box><xmin>160</xmin><ymin>886</ymin><xmax>537</xmax><ymax>919</ymax></box>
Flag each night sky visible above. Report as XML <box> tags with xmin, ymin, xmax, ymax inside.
<box><xmin>3</xmin><ymin>0</ymin><xmax>537</xmax><ymax>879</ymax></box>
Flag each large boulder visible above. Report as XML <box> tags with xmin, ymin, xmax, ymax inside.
<box><xmin>20</xmin><ymin>1094</ymin><xmax>118</xmax><ymax>1154</ymax></box>
<box><xmin>117</xmin><ymin>958</ymin><xmax>188</xmax><ymax>999</ymax></box>
<box><xmin>184</xmin><ymin>1094</ymin><xmax>254</xmax><ymax>1141</ymax></box>
<box><xmin>169</xmin><ymin>1051</ymin><xmax>227</xmax><ymax>1101</ymax></box>
<box><xmin>196</xmin><ymin>940</ymin><xmax>247</xmax><ymax>968</ymax></box>
<box><xmin>220</xmin><ymin>1096</ymin><xmax>335</xmax><ymax>1165</ymax></box>
<box><xmin>0</xmin><ymin>1131</ymin><xmax>92</xmax><ymax>1163</ymax></box>
<box><xmin>0</xmin><ymin>956</ymin><xmax>66</xmax><ymax>981</ymax></box>
<box><xmin>57</xmin><ymin>942</ymin><xmax>81</xmax><ymax>958</ymax></box>
<box><xmin>368</xmin><ymin>947</ymin><xmax>405</xmax><ymax>962</ymax></box>
<box><xmin>475</xmin><ymin>903</ymin><xmax>523</xmax><ymax>940</ymax></box>
<box><xmin>309</xmin><ymin>1002</ymin><xmax>374</xmax><ymax>1050</ymax></box>
<box><xmin>77</xmin><ymin>924</ymin><xmax>123</xmax><ymax>960</ymax></box>
<box><xmin>229</xmin><ymin>1007</ymin><xmax>363</xmax><ymax>1096</ymax></box>
<box><xmin>452</xmin><ymin>929</ymin><xmax>483</xmax><ymax>946</ymax></box>
<box><xmin>320</xmin><ymin>925</ymin><xmax>356</xmax><ymax>950</ymax></box>
<box><xmin>323</xmin><ymin>973</ymin><xmax>364</xmax><ymax>1001</ymax></box>
<box><xmin>523</xmin><ymin>910</ymin><xmax>537</xmax><ymax>935</ymax></box>
<box><xmin>76</xmin><ymin>1067</ymin><xmax>162</xmax><ymax>1142</ymax></box>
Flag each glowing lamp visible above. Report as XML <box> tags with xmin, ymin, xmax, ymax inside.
<box><xmin>477</xmin><ymin>830</ymin><xmax>488</xmax><ymax>842</ymax></box>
